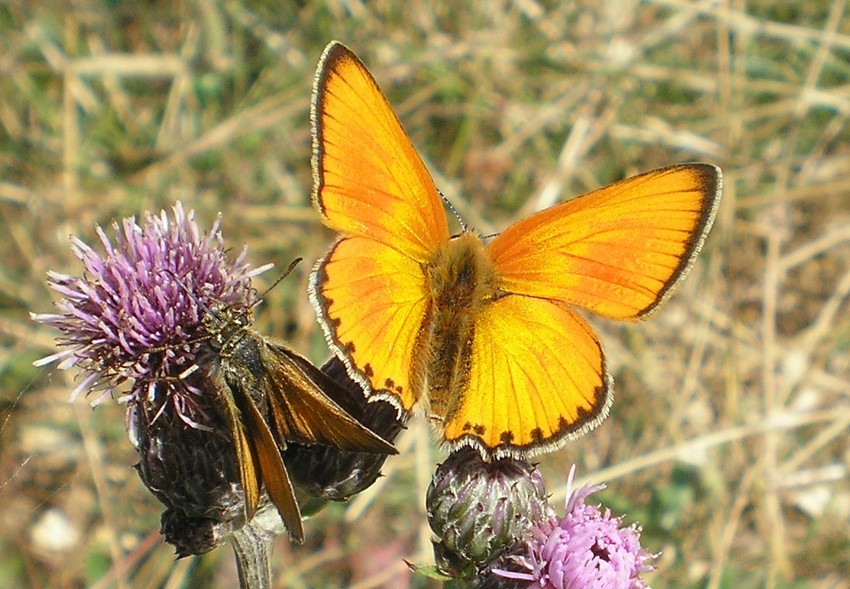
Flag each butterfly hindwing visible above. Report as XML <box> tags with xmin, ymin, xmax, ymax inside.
<box><xmin>443</xmin><ymin>294</ymin><xmax>611</xmax><ymax>457</ymax></box>
<box><xmin>311</xmin><ymin>236</ymin><xmax>429</xmax><ymax>411</ymax></box>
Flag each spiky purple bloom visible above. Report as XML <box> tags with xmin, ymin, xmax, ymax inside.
<box><xmin>33</xmin><ymin>203</ymin><xmax>272</xmax><ymax>555</ymax></box>
<box><xmin>494</xmin><ymin>466</ymin><xmax>655</xmax><ymax>589</ymax></box>
<box><xmin>32</xmin><ymin>202</ymin><xmax>264</xmax><ymax>428</ymax></box>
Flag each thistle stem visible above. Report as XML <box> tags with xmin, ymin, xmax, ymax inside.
<box><xmin>229</xmin><ymin>504</ymin><xmax>287</xmax><ymax>589</ymax></box>
<box><xmin>230</xmin><ymin>524</ymin><xmax>273</xmax><ymax>589</ymax></box>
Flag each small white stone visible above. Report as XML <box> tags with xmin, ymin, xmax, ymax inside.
<box><xmin>30</xmin><ymin>509</ymin><xmax>80</xmax><ymax>554</ymax></box>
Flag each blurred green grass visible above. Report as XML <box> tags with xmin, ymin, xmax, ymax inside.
<box><xmin>2</xmin><ymin>1</ymin><xmax>849</xmax><ymax>587</ymax></box>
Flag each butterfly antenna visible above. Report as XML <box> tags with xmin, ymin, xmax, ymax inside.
<box><xmin>439</xmin><ymin>189</ymin><xmax>467</xmax><ymax>232</ymax></box>
<box><xmin>251</xmin><ymin>257</ymin><xmax>303</xmax><ymax>309</ymax></box>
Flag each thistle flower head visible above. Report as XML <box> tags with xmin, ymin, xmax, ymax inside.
<box><xmin>33</xmin><ymin>203</ymin><xmax>272</xmax><ymax>555</ymax></box>
<box><xmin>495</xmin><ymin>466</ymin><xmax>655</xmax><ymax>589</ymax></box>
<box><xmin>32</xmin><ymin>202</ymin><xmax>262</xmax><ymax>427</ymax></box>
<box><xmin>33</xmin><ymin>203</ymin><xmax>404</xmax><ymax>556</ymax></box>
<box><xmin>426</xmin><ymin>447</ymin><xmax>555</xmax><ymax>582</ymax></box>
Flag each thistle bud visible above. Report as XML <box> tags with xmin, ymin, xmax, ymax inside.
<box><xmin>426</xmin><ymin>447</ymin><xmax>554</xmax><ymax>582</ymax></box>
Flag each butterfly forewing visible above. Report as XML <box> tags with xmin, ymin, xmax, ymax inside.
<box><xmin>311</xmin><ymin>41</ymin><xmax>449</xmax><ymax>262</ymax></box>
<box><xmin>262</xmin><ymin>342</ymin><xmax>397</xmax><ymax>453</ymax></box>
<box><xmin>218</xmin><ymin>382</ymin><xmax>262</xmax><ymax>519</ymax></box>
<box><xmin>488</xmin><ymin>164</ymin><xmax>721</xmax><ymax>319</ymax></box>
<box><xmin>226</xmin><ymin>374</ymin><xmax>304</xmax><ymax>543</ymax></box>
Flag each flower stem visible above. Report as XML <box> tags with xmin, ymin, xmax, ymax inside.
<box><xmin>229</xmin><ymin>506</ymin><xmax>287</xmax><ymax>589</ymax></box>
<box><xmin>230</xmin><ymin>524</ymin><xmax>273</xmax><ymax>589</ymax></box>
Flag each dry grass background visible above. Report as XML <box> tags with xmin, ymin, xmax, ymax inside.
<box><xmin>1</xmin><ymin>1</ymin><xmax>849</xmax><ymax>587</ymax></box>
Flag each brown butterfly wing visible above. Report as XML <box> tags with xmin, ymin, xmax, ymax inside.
<box><xmin>216</xmin><ymin>334</ymin><xmax>305</xmax><ymax>543</ymax></box>
<box><xmin>224</xmin><ymin>366</ymin><xmax>304</xmax><ymax>544</ymax></box>
<box><xmin>216</xmin><ymin>377</ymin><xmax>262</xmax><ymax>520</ymax></box>
<box><xmin>229</xmin><ymin>378</ymin><xmax>304</xmax><ymax>544</ymax></box>
<box><xmin>261</xmin><ymin>340</ymin><xmax>397</xmax><ymax>455</ymax></box>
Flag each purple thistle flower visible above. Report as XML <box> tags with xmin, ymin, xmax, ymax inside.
<box><xmin>494</xmin><ymin>466</ymin><xmax>655</xmax><ymax>589</ymax></box>
<box><xmin>32</xmin><ymin>203</ymin><xmax>275</xmax><ymax>555</ymax></box>
<box><xmin>32</xmin><ymin>203</ymin><xmax>400</xmax><ymax>558</ymax></box>
<box><xmin>32</xmin><ymin>202</ymin><xmax>266</xmax><ymax>429</ymax></box>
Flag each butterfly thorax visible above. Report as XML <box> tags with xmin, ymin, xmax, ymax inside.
<box><xmin>203</xmin><ymin>307</ymin><xmax>254</xmax><ymax>357</ymax></box>
<box><xmin>199</xmin><ymin>307</ymin><xmax>265</xmax><ymax>406</ymax></box>
<box><xmin>421</xmin><ymin>232</ymin><xmax>497</xmax><ymax>420</ymax></box>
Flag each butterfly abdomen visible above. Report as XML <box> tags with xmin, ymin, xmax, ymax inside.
<box><xmin>423</xmin><ymin>232</ymin><xmax>496</xmax><ymax>420</ymax></box>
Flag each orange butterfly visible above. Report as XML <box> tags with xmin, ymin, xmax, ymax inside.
<box><xmin>308</xmin><ymin>41</ymin><xmax>721</xmax><ymax>460</ymax></box>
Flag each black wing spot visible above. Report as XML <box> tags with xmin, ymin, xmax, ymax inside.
<box><xmin>499</xmin><ymin>430</ymin><xmax>515</xmax><ymax>444</ymax></box>
<box><xmin>363</xmin><ymin>363</ymin><xmax>374</xmax><ymax>377</ymax></box>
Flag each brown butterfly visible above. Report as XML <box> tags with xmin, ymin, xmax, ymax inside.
<box><xmin>199</xmin><ymin>286</ymin><xmax>397</xmax><ymax>543</ymax></box>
